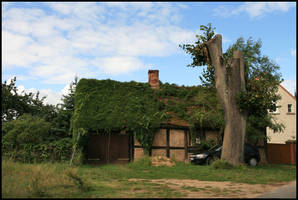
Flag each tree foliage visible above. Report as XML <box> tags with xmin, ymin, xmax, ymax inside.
<box><xmin>2</xmin><ymin>114</ymin><xmax>72</xmax><ymax>163</ymax></box>
<box><xmin>179</xmin><ymin>23</ymin><xmax>215</xmax><ymax>68</ymax></box>
<box><xmin>224</xmin><ymin>37</ymin><xmax>284</xmax><ymax>143</ymax></box>
<box><xmin>179</xmin><ymin>23</ymin><xmax>216</xmax><ymax>87</ymax></box>
<box><xmin>52</xmin><ymin>76</ymin><xmax>78</xmax><ymax>137</ymax></box>
<box><xmin>2</xmin><ymin>114</ymin><xmax>51</xmax><ymax>146</ymax></box>
<box><xmin>1</xmin><ymin>77</ymin><xmax>77</xmax><ymax>163</ymax></box>
<box><xmin>1</xmin><ymin>77</ymin><xmax>57</xmax><ymax>122</ymax></box>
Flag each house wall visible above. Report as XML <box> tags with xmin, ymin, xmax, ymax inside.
<box><xmin>266</xmin><ymin>85</ymin><xmax>296</xmax><ymax>144</ymax></box>
<box><xmin>151</xmin><ymin>128</ymin><xmax>167</xmax><ymax>157</ymax></box>
<box><xmin>134</xmin><ymin>128</ymin><xmax>190</xmax><ymax>162</ymax></box>
<box><xmin>169</xmin><ymin>129</ymin><xmax>185</xmax><ymax>147</ymax></box>
<box><xmin>134</xmin><ymin>148</ymin><xmax>144</xmax><ymax>161</ymax></box>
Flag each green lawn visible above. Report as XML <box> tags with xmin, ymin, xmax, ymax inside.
<box><xmin>2</xmin><ymin>157</ymin><xmax>296</xmax><ymax>198</ymax></box>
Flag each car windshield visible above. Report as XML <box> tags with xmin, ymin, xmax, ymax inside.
<box><xmin>208</xmin><ymin>144</ymin><xmax>221</xmax><ymax>151</ymax></box>
<box><xmin>215</xmin><ymin>146</ymin><xmax>222</xmax><ymax>151</ymax></box>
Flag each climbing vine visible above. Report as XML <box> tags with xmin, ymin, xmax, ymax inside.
<box><xmin>73</xmin><ymin>79</ymin><xmax>165</xmax><ymax>155</ymax></box>
<box><xmin>72</xmin><ymin>78</ymin><xmax>224</xmax><ymax>162</ymax></box>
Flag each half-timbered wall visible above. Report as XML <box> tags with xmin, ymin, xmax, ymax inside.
<box><xmin>134</xmin><ymin>128</ymin><xmax>190</xmax><ymax>162</ymax></box>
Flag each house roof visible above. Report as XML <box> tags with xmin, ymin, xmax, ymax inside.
<box><xmin>73</xmin><ymin>78</ymin><xmax>222</xmax><ymax>133</ymax></box>
<box><xmin>279</xmin><ymin>84</ymin><xmax>296</xmax><ymax>101</ymax></box>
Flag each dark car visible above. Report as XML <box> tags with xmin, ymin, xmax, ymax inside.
<box><xmin>190</xmin><ymin>143</ymin><xmax>260</xmax><ymax>166</ymax></box>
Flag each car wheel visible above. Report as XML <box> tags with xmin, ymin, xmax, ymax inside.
<box><xmin>206</xmin><ymin>157</ymin><xmax>214</xmax><ymax>165</ymax></box>
<box><xmin>248</xmin><ymin>158</ymin><xmax>258</xmax><ymax>167</ymax></box>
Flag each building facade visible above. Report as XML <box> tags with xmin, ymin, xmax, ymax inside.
<box><xmin>266</xmin><ymin>84</ymin><xmax>296</xmax><ymax>144</ymax></box>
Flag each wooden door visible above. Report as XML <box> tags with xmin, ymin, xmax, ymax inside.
<box><xmin>87</xmin><ymin>134</ymin><xmax>130</xmax><ymax>164</ymax></box>
<box><xmin>87</xmin><ymin>135</ymin><xmax>107</xmax><ymax>164</ymax></box>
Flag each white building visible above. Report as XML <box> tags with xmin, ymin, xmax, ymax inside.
<box><xmin>267</xmin><ymin>84</ymin><xmax>296</xmax><ymax>144</ymax></box>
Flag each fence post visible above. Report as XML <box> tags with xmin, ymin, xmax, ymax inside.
<box><xmin>286</xmin><ymin>140</ymin><xmax>296</xmax><ymax>164</ymax></box>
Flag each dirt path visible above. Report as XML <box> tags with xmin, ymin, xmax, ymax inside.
<box><xmin>128</xmin><ymin>178</ymin><xmax>292</xmax><ymax>198</ymax></box>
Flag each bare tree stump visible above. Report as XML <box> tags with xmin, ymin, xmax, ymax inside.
<box><xmin>205</xmin><ymin>34</ymin><xmax>247</xmax><ymax>165</ymax></box>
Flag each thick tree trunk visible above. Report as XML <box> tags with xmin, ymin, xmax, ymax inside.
<box><xmin>205</xmin><ymin>34</ymin><xmax>247</xmax><ymax>165</ymax></box>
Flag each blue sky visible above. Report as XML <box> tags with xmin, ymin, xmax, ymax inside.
<box><xmin>2</xmin><ymin>2</ymin><xmax>296</xmax><ymax>105</ymax></box>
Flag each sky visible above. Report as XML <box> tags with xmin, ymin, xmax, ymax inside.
<box><xmin>2</xmin><ymin>2</ymin><xmax>296</xmax><ymax>105</ymax></box>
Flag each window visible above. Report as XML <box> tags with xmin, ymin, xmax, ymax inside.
<box><xmin>288</xmin><ymin>104</ymin><xmax>292</xmax><ymax>113</ymax></box>
<box><xmin>269</xmin><ymin>103</ymin><xmax>279</xmax><ymax>113</ymax></box>
<box><xmin>269</xmin><ymin>106</ymin><xmax>276</xmax><ymax>112</ymax></box>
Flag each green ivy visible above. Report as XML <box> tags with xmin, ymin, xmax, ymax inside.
<box><xmin>72</xmin><ymin>79</ymin><xmax>225</xmax><ymax>161</ymax></box>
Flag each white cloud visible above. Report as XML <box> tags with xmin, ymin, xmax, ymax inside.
<box><xmin>2</xmin><ymin>31</ymin><xmax>38</xmax><ymax>67</ymax></box>
<box><xmin>291</xmin><ymin>49</ymin><xmax>296</xmax><ymax>57</ymax></box>
<box><xmin>2</xmin><ymin>2</ymin><xmax>194</xmax><ymax>85</ymax></box>
<box><xmin>214</xmin><ymin>2</ymin><xmax>296</xmax><ymax>18</ymax></box>
<box><xmin>40</xmin><ymin>89</ymin><xmax>63</xmax><ymax>105</ymax></box>
<box><xmin>12</xmin><ymin>83</ymin><xmax>72</xmax><ymax>105</ymax></box>
<box><xmin>96</xmin><ymin>56</ymin><xmax>146</xmax><ymax>75</ymax></box>
<box><xmin>281</xmin><ymin>80</ymin><xmax>296</xmax><ymax>96</ymax></box>
<box><xmin>6</xmin><ymin>82</ymin><xmax>59</xmax><ymax>105</ymax></box>
<box><xmin>102</xmin><ymin>2</ymin><xmax>184</xmax><ymax>25</ymax></box>
<box><xmin>243</xmin><ymin>2</ymin><xmax>295</xmax><ymax>18</ymax></box>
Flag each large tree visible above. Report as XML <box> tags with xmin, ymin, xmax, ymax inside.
<box><xmin>180</xmin><ymin>23</ymin><xmax>283</xmax><ymax>165</ymax></box>
<box><xmin>1</xmin><ymin>77</ymin><xmax>56</xmax><ymax>122</ymax></box>
<box><xmin>52</xmin><ymin>76</ymin><xmax>78</xmax><ymax>137</ymax></box>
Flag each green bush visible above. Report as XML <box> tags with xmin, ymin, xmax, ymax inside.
<box><xmin>211</xmin><ymin>159</ymin><xmax>233</xmax><ymax>169</ymax></box>
<box><xmin>2</xmin><ymin>114</ymin><xmax>51</xmax><ymax>147</ymax></box>
<box><xmin>234</xmin><ymin>163</ymin><xmax>248</xmax><ymax>170</ymax></box>
<box><xmin>2</xmin><ymin>114</ymin><xmax>73</xmax><ymax>163</ymax></box>
<box><xmin>128</xmin><ymin>155</ymin><xmax>152</xmax><ymax>168</ymax></box>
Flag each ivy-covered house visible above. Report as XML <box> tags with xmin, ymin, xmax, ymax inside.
<box><xmin>72</xmin><ymin>70</ymin><xmax>224</xmax><ymax>165</ymax></box>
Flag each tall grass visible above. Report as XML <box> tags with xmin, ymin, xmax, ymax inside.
<box><xmin>2</xmin><ymin>158</ymin><xmax>296</xmax><ymax>198</ymax></box>
<box><xmin>2</xmin><ymin>159</ymin><xmax>89</xmax><ymax>198</ymax></box>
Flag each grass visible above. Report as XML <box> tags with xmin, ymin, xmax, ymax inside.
<box><xmin>2</xmin><ymin>157</ymin><xmax>296</xmax><ymax>198</ymax></box>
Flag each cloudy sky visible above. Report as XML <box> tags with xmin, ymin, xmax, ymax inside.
<box><xmin>2</xmin><ymin>2</ymin><xmax>296</xmax><ymax>105</ymax></box>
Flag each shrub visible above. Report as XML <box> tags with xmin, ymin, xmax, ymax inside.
<box><xmin>2</xmin><ymin>114</ymin><xmax>51</xmax><ymax>149</ymax></box>
<box><xmin>128</xmin><ymin>155</ymin><xmax>152</xmax><ymax>168</ymax></box>
<box><xmin>234</xmin><ymin>163</ymin><xmax>248</xmax><ymax>170</ymax></box>
<box><xmin>211</xmin><ymin>159</ymin><xmax>233</xmax><ymax>169</ymax></box>
<box><xmin>2</xmin><ymin>114</ymin><xmax>73</xmax><ymax>163</ymax></box>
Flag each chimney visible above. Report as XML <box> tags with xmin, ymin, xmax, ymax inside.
<box><xmin>148</xmin><ymin>70</ymin><xmax>159</xmax><ymax>89</ymax></box>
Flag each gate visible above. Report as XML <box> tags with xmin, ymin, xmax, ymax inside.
<box><xmin>87</xmin><ymin>134</ymin><xmax>131</xmax><ymax>164</ymax></box>
<box><xmin>267</xmin><ymin>142</ymin><xmax>296</xmax><ymax>164</ymax></box>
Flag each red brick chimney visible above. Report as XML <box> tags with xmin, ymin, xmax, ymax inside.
<box><xmin>148</xmin><ymin>70</ymin><xmax>159</xmax><ymax>89</ymax></box>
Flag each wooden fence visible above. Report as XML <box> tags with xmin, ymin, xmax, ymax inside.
<box><xmin>266</xmin><ymin>141</ymin><xmax>296</xmax><ymax>164</ymax></box>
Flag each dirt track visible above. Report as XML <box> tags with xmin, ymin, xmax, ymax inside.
<box><xmin>128</xmin><ymin>178</ymin><xmax>292</xmax><ymax>198</ymax></box>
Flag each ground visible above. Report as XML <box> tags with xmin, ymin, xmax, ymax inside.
<box><xmin>128</xmin><ymin>178</ymin><xmax>292</xmax><ymax>198</ymax></box>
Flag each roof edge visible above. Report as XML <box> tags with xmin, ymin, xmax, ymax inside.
<box><xmin>279</xmin><ymin>84</ymin><xmax>296</xmax><ymax>101</ymax></box>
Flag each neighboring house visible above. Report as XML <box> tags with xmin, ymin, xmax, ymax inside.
<box><xmin>266</xmin><ymin>84</ymin><xmax>296</xmax><ymax>144</ymax></box>
<box><xmin>265</xmin><ymin>84</ymin><xmax>296</xmax><ymax>164</ymax></box>
<box><xmin>73</xmin><ymin>70</ymin><xmax>222</xmax><ymax>165</ymax></box>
